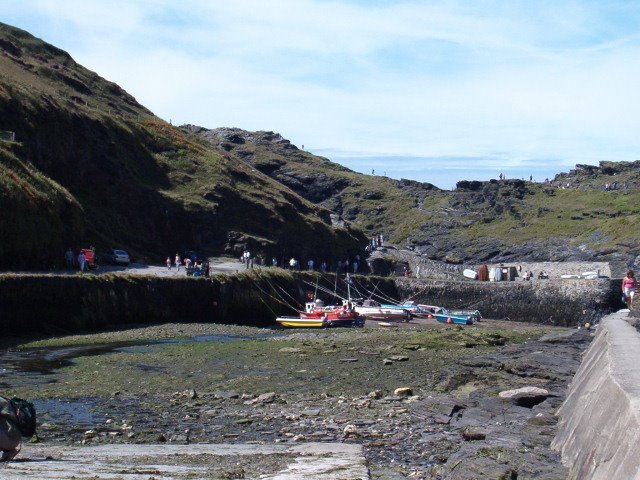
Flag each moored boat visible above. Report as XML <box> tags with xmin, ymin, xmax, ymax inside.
<box><xmin>276</xmin><ymin>300</ymin><xmax>365</xmax><ymax>328</ymax></box>
<box><xmin>442</xmin><ymin>308</ymin><xmax>482</xmax><ymax>322</ymax></box>
<box><xmin>432</xmin><ymin>312</ymin><xmax>474</xmax><ymax>325</ymax></box>
<box><xmin>275</xmin><ymin>316</ymin><xmax>326</xmax><ymax>328</ymax></box>
<box><xmin>354</xmin><ymin>299</ymin><xmax>411</xmax><ymax>322</ymax></box>
<box><xmin>381</xmin><ymin>301</ymin><xmax>438</xmax><ymax>319</ymax></box>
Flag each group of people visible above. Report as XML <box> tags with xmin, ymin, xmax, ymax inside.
<box><xmin>365</xmin><ymin>234</ymin><xmax>384</xmax><ymax>252</ymax></box>
<box><xmin>284</xmin><ymin>257</ymin><xmax>361</xmax><ymax>273</ymax></box>
<box><xmin>64</xmin><ymin>247</ymin><xmax>93</xmax><ymax>271</ymax></box>
<box><xmin>522</xmin><ymin>270</ymin><xmax>549</xmax><ymax>281</ymax></box>
<box><xmin>166</xmin><ymin>253</ymin><xmax>208</xmax><ymax>276</ymax></box>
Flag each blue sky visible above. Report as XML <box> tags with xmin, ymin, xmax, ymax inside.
<box><xmin>4</xmin><ymin>1</ymin><xmax>640</xmax><ymax>189</ymax></box>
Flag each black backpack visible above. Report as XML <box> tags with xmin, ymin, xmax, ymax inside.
<box><xmin>0</xmin><ymin>396</ymin><xmax>36</xmax><ymax>438</ymax></box>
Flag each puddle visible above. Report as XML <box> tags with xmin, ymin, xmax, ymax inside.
<box><xmin>35</xmin><ymin>398</ymin><xmax>99</xmax><ymax>430</ymax></box>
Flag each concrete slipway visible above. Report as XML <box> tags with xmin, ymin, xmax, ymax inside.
<box><xmin>1</xmin><ymin>443</ymin><xmax>369</xmax><ymax>479</ymax></box>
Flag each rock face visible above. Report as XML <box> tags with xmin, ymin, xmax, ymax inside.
<box><xmin>186</xmin><ymin>127</ymin><xmax>355</xmax><ymax>205</ymax></box>
<box><xmin>189</xmin><ymin>125</ymin><xmax>640</xmax><ymax>266</ymax></box>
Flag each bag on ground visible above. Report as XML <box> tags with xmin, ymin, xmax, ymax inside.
<box><xmin>0</xmin><ymin>396</ymin><xmax>36</xmax><ymax>438</ymax></box>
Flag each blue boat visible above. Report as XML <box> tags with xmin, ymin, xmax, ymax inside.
<box><xmin>441</xmin><ymin>308</ymin><xmax>482</xmax><ymax>322</ymax></box>
<box><xmin>432</xmin><ymin>312</ymin><xmax>474</xmax><ymax>325</ymax></box>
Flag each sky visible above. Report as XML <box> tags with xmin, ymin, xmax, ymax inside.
<box><xmin>3</xmin><ymin>0</ymin><xmax>640</xmax><ymax>189</ymax></box>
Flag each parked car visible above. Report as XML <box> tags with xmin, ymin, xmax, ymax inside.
<box><xmin>102</xmin><ymin>249</ymin><xmax>130</xmax><ymax>266</ymax></box>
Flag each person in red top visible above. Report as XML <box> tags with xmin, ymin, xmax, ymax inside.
<box><xmin>622</xmin><ymin>270</ymin><xmax>637</xmax><ymax>310</ymax></box>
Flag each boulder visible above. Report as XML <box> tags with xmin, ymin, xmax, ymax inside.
<box><xmin>394</xmin><ymin>387</ymin><xmax>413</xmax><ymax>397</ymax></box>
<box><xmin>498</xmin><ymin>386</ymin><xmax>549</xmax><ymax>408</ymax></box>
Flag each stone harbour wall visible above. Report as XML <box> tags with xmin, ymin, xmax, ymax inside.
<box><xmin>0</xmin><ymin>272</ymin><xmax>300</xmax><ymax>333</ymax></box>
<box><xmin>0</xmin><ymin>271</ymin><xmax>620</xmax><ymax>335</ymax></box>
<box><xmin>395</xmin><ymin>277</ymin><xmax>620</xmax><ymax>326</ymax></box>
<box><xmin>552</xmin><ymin>311</ymin><xmax>640</xmax><ymax>479</ymax></box>
<box><xmin>0</xmin><ymin>272</ymin><xmax>399</xmax><ymax>335</ymax></box>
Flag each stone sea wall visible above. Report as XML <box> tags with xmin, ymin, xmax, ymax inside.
<box><xmin>0</xmin><ymin>272</ymin><xmax>399</xmax><ymax>334</ymax></box>
<box><xmin>0</xmin><ymin>272</ymin><xmax>620</xmax><ymax>334</ymax></box>
<box><xmin>552</xmin><ymin>311</ymin><xmax>640</xmax><ymax>479</ymax></box>
<box><xmin>0</xmin><ymin>273</ymin><xmax>297</xmax><ymax>333</ymax></box>
<box><xmin>395</xmin><ymin>277</ymin><xmax>621</xmax><ymax>326</ymax></box>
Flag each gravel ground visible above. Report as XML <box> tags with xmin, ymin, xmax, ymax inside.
<box><xmin>4</xmin><ymin>258</ymin><xmax>264</xmax><ymax>277</ymax></box>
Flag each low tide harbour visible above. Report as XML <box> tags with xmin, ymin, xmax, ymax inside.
<box><xmin>0</xmin><ymin>318</ymin><xmax>592</xmax><ymax>479</ymax></box>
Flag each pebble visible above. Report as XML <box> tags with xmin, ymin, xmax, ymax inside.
<box><xmin>279</xmin><ymin>347</ymin><xmax>302</xmax><ymax>353</ymax></box>
<box><xmin>343</xmin><ymin>424</ymin><xmax>360</xmax><ymax>437</ymax></box>
<box><xmin>368</xmin><ymin>390</ymin><xmax>383</xmax><ymax>399</ymax></box>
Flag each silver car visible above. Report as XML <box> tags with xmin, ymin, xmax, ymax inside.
<box><xmin>104</xmin><ymin>249</ymin><xmax>130</xmax><ymax>265</ymax></box>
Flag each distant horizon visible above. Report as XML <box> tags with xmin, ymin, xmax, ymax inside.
<box><xmin>307</xmin><ymin>149</ymin><xmax>593</xmax><ymax>190</ymax></box>
<box><xmin>4</xmin><ymin>1</ymin><xmax>640</xmax><ymax>187</ymax></box>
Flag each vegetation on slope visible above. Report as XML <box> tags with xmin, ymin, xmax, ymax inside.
<box><xmin>197</xmin><ymin>127</ymin><xmax>640</xmax><ymax>264</ymax></box>
<box><xmin>0</xmin><ymin>23</ymin><xmax>365</xmax><ymax>269</ymax></box>
<box><xmin>2</xmin><ymin>21</ymin><xmax>639</xmax><ymax>269</ymax></box>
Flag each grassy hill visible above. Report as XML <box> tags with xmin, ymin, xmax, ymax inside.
<box><xmin>0</xmin><ymin>23</ymin><xmax>365</xmax><ymax>269</ymax></box>
<box><xmin>191</xmin><ymin>127</ymin><xmax>439</xmax><ymax>244</ymax></box>
<box><xmin>195</xmin><ymin>127</ymin><xmax>640</xmax><ymax>266</ymax></box>
<box><xmin>2</xmin><ymin>21</ymin><xmax>639</xmax><ymax>270</ymax></box>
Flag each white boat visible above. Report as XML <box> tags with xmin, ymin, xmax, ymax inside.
<box><xmin>354</xmin><ymin>299</ymin><xmax>411</xmax><ymax>321</ymax></box>
<box><xmin>463</xmin><ymin>269</ymin><xmax>477</xmax><ymax>279</ymax></box>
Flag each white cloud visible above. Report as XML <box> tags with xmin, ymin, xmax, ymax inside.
<box><xmin>4</xmin><ymin>0</ymin><xmax>640</xmax><ymax>188</ymax></box>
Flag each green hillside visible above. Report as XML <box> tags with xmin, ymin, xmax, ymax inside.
<box><xmin>2</xmin><ymin>21</ymin><xmax>639</xmax><ymax>270</ymax></box>
<box><xmin>0</xmin><ymin>23</ymin><xmax>365</xmax><ymax>269</ymax></box>
<box><xmin>191</xmin><ymin>127</ymin><xmax>438</xmax><ymax>245</ymax></box>
<box><xmin>197</xmin><ymin>127</ymin><xmax>640</xmax><ymax>265</ymax></box>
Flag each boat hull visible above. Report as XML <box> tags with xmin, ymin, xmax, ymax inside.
<box><xmin>443</xmin><ymin>309</ymin><xmax>482</xmax><ymax>321</ymax></box>
<box><xmin>276</xmin><ymin>313</ymin><xmax>364</xmax><ymax>328</ymax></box>
<box><xmin>354</xmin><ymin>307</ymin><xmax>410</xmax><ymax>321</ymax></box>
<box><xmin>433</xmin><ymin>313</ymin><xmax>473</xmax><ymax>325</ymax></box>
<box><xmin>275</xmin><ymin>316</ymin><xmax>325</xmax><ymax>328</ymax></box>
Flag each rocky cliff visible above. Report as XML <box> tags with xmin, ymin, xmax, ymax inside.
<box><xmin>192</xmin><ymin>126</ymin><xmax>640</xmax><ymax>268</ymax></box>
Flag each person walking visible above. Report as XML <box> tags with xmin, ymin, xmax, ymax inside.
<box><xmin>64</xmin><ymin>248</ymin><xmax>74</xmax><ymax>270</ymax></box>
<box><xmin>77</xmin><ymin>250</ymin><xmax>86</xmax><ymax>272</ymax></box>
<box><xmin>175</xmin><ymin>254</ymin><xmax>181</xmax><ymax>272</ymax></box>
<box><xmin>166</xmin><ymin>257</ymin><xmax>171</xmax><ymax>270</ymax></box>
<box><xmin>622</xmin><ymin>270</ymin><xmax>637</xmax><ymax>310</ymax></box>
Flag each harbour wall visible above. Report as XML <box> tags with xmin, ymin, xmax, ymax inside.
<box><xmin>395</xmin><ymin>277</ymin><xmax>620</xmax><ymax>326</ymax></box>
<box><xmin>0</xmin><ymin>271</ymin><xmax>400</xmax><ymax>334</ymax></box>
<box><xmin>552</xmin><ymin>311</ymin><xmax>640</xmax><ymax>479</ymax></box>
<box><xmin>0</xmin><ymin>272</ymin><xmax>621</xmax><ymax>335</ymax></box>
